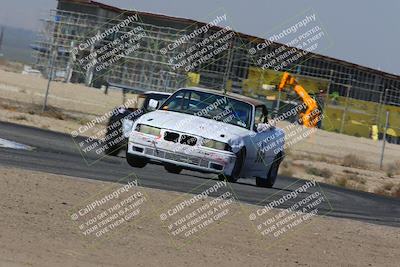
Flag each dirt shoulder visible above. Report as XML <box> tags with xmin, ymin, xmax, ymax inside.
<box><xmin>0</xmin><ymin>166</ymin><xmax>399</xmax><ymax>267</ymax></box>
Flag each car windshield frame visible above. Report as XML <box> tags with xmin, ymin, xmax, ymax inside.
<box><xmin>159</xmin><ymin>89</ymin><xmax>254</xmax><ymax>130</ymax></box>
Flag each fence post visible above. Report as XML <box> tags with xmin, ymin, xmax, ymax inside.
<box><xmin>321</xmin><ymin>69</ymin><xmax>334</xmax><ymax>129</ymax></box>
<box><xmin>379</xmin><ymin>111</ymin><xmax>390</xmax><ymax>169</ymax></box>
<box><xmin>222</xmin><ymin>39</ymin><xmax>234</xmax><ymax>94</ymax></box>
<box><xmin>275</xmin><ymin>90</ymin><xmax>281</xmax><ymax>119</ymax></box>
<box><xmin>42</xmin><ymin>16</ymin><xmax>61</xmax><ymax>112</ymax></box>
<box><xmin>340</xmin><ymin>84</ymin><xmax>351</xmax><ymax>134</ymax></box>
<box><xmin>42</xmin><ymin>49</ymin><xmax>56</xmax><ymax>112</ymax></box>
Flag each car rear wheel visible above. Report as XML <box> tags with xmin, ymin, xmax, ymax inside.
<box><xmin>164</xmin><ymin>164</ymin><xmax>182</xmax><ymax>174</ymax></box>
<box><xmin>218</xmin><ymin>148</ymin><xmax>245</xmax><ymax>183</ymax></box>
<box><xmin>256</xmin><ymin>152</ymin><xmax>283</xmax><ymax>188</ymax></box>
<box><xmin>105</xmin><ymin>117</ymin><xmax>123</xmax><ymax>156</ymax></box>
<box><xmin>126</xmin><ymin>153</ymin><xmax>147</xmax><ymax>168</ymax></box>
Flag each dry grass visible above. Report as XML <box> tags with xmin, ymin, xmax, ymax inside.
<box><xmin>0</xmin><ymin>102</ymin><xmax>18</xmax><ymax>112</ymax></box>
<box><xmin>279</xmin><ymin>167</ymin><xmax>294</xmax><ymax>177</ymax></box>
<box><xmin>394</xmin><ymin>185</ymin><xmax>400</xmax><ymax>198</ymax></box>
<box><xmin>374</xmin><ymin>182</ymin><xmax>400</xmax><ymax>198</ymax></box>
<box><xmin>347</xmin><ymin>181</ymin><xmax>367</xmax><ymax>191</ymax></box>
<box><xmin>284</xmin><ymin>149</ymin><xmax>308</xmax><ymax>161</ymax></box>
<box><xmin>314</xmin><ymin>154</ymin><xmax>339</xmax><ymax>164</ymax></box>
<box><xmin>278</xmin><ymin>161</ymin><xmax>294</xmax><ymax>176</ymax></box>
<box><xmin>305</xmin><ymin>166</ymin><xmax>332</xmax><ymax>178</ymax></box>
<box><xmin>333</xmin><ymin>177</ymin><xmax>348</xmax><ymax>187</ymax></box>
<box><xmin>12</xmin><ymin>115</ymin><xmax>28</xmax><ymax>121</ymax></box>
<box><xmin>1</xmin><ymin>98</ymin><xmax>94</xmax><ymax>126</ymax></box>
<box><xmin>342</xmin><ymin>154</ymin><xmax>366</xmax><ymax>168</ymax></box>
<box><xmin>0</xmin><ymin>59</ymin><xmax>24</xmax><ymax>73</ymax></box>
<box><xmin>345</xmin><ymin>173</ymin><xmax>367</xmax><ymax>185</ymax></box>
<box><xmin>384</xmin><ymin>161</ymin><xmax>400</xmax><ymax>177</ymax></box>
<box><xmin>343</xmin><ymin>169</ymin><xmax>359</xmax><ymax>175</ymax></box>
<box><xmin>331</xmin><ymin>173</ymin><xmax>367</xmax><ymax>191</ymax></box>
<box><xmin>42</xmin><ymin>109</ymin><xmax>66</xmax><ymax>121</ymax></box>
<box><xmin>383</xmin><ymin>182</ymin><xmax>395</xmax><ymax>191</ymax></box>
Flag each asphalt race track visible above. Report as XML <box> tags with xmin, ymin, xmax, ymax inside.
<box><xmin>0</xmin><ymin>121</ymin><xmax>399</xmax><ymax>227</ymax></box>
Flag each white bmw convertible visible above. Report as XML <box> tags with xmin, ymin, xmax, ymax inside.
<box><xmin>126</xmin><ymin>87</ymin><xmax>285</xmax><ymax>188</ymax></box>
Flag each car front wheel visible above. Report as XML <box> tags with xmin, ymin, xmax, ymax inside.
<box><xmin>218</xmin><ymin>148</ymin><xmax>245</xmax><ymax>183</ymax></box>
<box><xmin>105</xmin><ymin>117</ymin><xmax>124</xmax><ymax>156</ymax></box>
<box><xmin>164</xmin><ymin>164</ymin><xmax>183</xmax><ymax>174</ymax></box>
<box><xmin>256</xmin><ymin>152</ymin><xmax>283</xmax><ymax>188</ymax></box>
<box><xmin>126</xmin><ymin>153</ymin><xmax>148</xmax><ymax>168</ymax></box>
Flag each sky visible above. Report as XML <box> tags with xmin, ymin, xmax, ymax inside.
<box><xmin>0</xmin><ymin>0</ymin><xmax>399</xmax><ymax>75</ymax></box>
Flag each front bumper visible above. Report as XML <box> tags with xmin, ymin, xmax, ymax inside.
<box><xmin>127</xmin><ymin>132</ymin><xmax>236</xmax><ymax>175</ymax></box>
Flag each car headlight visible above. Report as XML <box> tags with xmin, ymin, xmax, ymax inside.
<box><xmin>135</xmin><ymin>124</ymin><xmax>161</xmax><ymax>136</ymax></box>
<box><xmin>122</xmin><ymin>119</ymin><xmax>134</xmax><ymax>136</ymax></box>
<box><xmin>202</xmin><ymin>139</ymin><xmax>232</xmax><ymax>152</ymax></box>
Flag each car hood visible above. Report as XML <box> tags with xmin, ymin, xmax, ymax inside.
<box><xmin>135</xmin><ymin>110</ymin><xmax>250</xmax><ymax>143</ymax></box>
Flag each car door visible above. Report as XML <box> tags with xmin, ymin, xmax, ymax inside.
<box><xmin>248</xmin><ymin>105</ymin><xmax>277</xmax><ymax>176</ymax></box>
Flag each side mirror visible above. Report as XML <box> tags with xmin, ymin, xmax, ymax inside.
<box><xmin>256</xmin><ymin>123</ymin><xmax>274</xmax><ymax>133</ymax></box>
<box><xmin>148</xmin><ymin>99</ymin><xmax>159</xmax><ymax>110</ymax></box>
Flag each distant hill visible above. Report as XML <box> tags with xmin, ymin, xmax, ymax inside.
<box><xmin>0</xmin><ymin>26</ymin><xmax>37</xmax><ymax>64</ymax></box>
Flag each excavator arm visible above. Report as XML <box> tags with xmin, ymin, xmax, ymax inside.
<box><xmin>278</xmin><ymin>72</ymin><xmax>321</xmax><ymax>128</ymax></box>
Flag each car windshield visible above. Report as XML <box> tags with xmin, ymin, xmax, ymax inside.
<box><xmin>160</xmin><ymin>89</ymin><xmax>253</xmax><ymax>129</ymax></box>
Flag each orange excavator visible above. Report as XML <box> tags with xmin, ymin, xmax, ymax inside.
<box><xmin>278</xmin><ymin>72</ymin><xmax>321</xmax><ymax>128</ymax></box>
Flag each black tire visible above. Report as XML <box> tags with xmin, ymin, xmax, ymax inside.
<box><xmin>219</xmin><ymin>148</ymin><xmax>245</xmax><ymax>183</ymax></box>
<box><xmin>105</xmin><ymin>146</ymin><xmax>120</xmax><ymax>156</ymax></box>
<box><xmin>105</xmin><ymin>137</ymin><xmax>126</xmax><ymax>156</ymax></box>
<box><xmin>105</xmin><ymin>117</ymin><xmax>123</xmax><ymax>156</ymax></box>
<box><xmin>164</xmin><ymin>164</ymin><xmax>182</xmax><ymax>174</ymax></box>
<box><xmin>126</xmin><ymin>153</ymin><xmax>147</xmax><ymax>168</ymax></box>
<box><xmin>256</xmin><ymin>152</ymin><xmax>283</xmax><ymax>188</ymax></box>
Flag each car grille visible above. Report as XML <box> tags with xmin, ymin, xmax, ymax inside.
<box><xmin>144</xmin><ymin>147</ymin><xmax>209</xmax><ymax>167</ymax></box>
<box><xmin>180</xmin><ymin>135</ymin><xmax>197</xmax><ymax>146</ymax></box>
<box><xmin>163</xmin><ymin>131</ymin><xmax>197</xmax><ymax>146</ymax></box>
<box><xmin>164</xmin><ymin>131</ymin><xmax>179</xmax><ymax>142</ymax></box>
